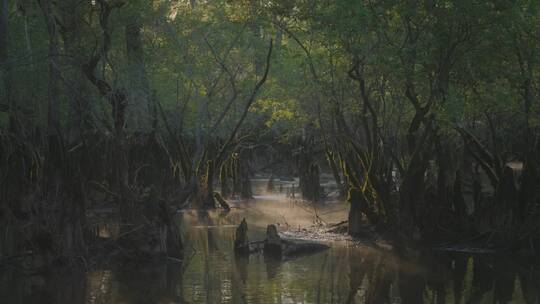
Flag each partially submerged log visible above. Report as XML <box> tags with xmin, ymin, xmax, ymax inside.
<box><xmin>233</xmin><ymin>221</ymin><xmax>329</xmax><ymax>260</ymax></box>
<box><xmin>266</xmin><ymin>224</ymin><xmax>329</xmax><ymax>259</ymax></box>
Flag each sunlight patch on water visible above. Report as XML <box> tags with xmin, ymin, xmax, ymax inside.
<box><xmin>252</xmin><ymin>194</ymin><xmax>286</xmax><ymax>201</ymax></box>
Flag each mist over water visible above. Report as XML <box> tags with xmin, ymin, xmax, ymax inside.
<box><xmin>1</xmin><ymin>179</ymin><xmax>538</xmax><ymax>303</ymax></box>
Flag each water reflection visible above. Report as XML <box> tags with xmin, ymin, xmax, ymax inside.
<box><xmin>2</xmin><ymin>203</ymin><xmax>540</xmax><ymax>303</ymax></box>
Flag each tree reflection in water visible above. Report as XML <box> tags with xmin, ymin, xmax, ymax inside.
<box><xmin>2</xmin><ymin>209</ymin><xmax>540</xmax><ymax>303</ymax></box>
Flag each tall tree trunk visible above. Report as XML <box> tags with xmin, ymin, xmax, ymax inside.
<box><xmin>40</xmin><ymin>0</ymin><xmax>88</xmax><ymax>258</ymax></box>
<box><xmin>0</xmin><ymin>0</ymin><xmax>14</xmax><ymax>128</ymax></box>
<box><xmin>0</xmin><ymin>0</ymin><xmax>9</xmax><ymax>259</ymax></box>
<box><xmin>398</xmin><ymin>129</ymin><xmax>433</xmax><ymax>240</ymax></box>
<box><xmin>81</xmin><ymin>0</ymin><xmax>129</xmax><ymax>220</ymax></box>
<box><xmin>39</xmin><ymin>0</ymin><xmax>63</xmax><ymax>196</ymax></box>
<box><xmin>125</xmin><ymin>21</ymin><xmax>156</xmax><ymax>133</ymax></box>
<box><xmin>40</xmin><ymin>0</ymin><xmax>61</xmax><ymax>138</ymax></box>
<box><xmin>60</xmin><ymin>0</ymin><xmax>90</xmax><ymax>144</ymax></box>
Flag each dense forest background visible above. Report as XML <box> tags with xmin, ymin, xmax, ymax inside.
<box><xmin>1</xmin><ymin>0</ymin><xmax>540</xmax><ymax>264</ymax></box>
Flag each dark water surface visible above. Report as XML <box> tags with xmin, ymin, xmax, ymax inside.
<box><xmin>2</xmin><ymin>181</ymin><xmax>539</xmax><ymax>303</ymax></box>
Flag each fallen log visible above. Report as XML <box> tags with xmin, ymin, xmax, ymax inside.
<box><xmin>233</xmin><ymin>221</ymin><xmax>329</xmax><ymax>260</ymax></box>
<box><xmin>265</xmin><ymin>224</ymin><xmax>329</xmax><ymax>259</ymax></box>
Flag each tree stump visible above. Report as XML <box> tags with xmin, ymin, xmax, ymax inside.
<box><xmin>266</xmin><ymin>175</ymin><xmax>275</xmax><ymax>193</ymax></box>
<box><xmin>264</xmin><ymin>224</ymin><xmax>283</xmax><ymax>258</ymax></box>
<box><xmin>234</xmin><ymin>218</ymin><xmax>249</xmax><ymax>255</ymax></box>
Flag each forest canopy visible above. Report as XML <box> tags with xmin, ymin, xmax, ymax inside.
<box><xmin>1</xmin><ymin>0</ymin><xmax>540</xmax><ymax>263</ymax></box>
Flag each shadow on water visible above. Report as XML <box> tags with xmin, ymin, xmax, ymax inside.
<box><xmin>3</xmin><ymin>195</ymin><xmax>540</xmax><ymax>303</ymax></box>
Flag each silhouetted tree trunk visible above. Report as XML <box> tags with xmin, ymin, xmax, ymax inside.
<box><xmin>519</xmin><ymin>140</ymin><xmax>540</xmax><ymax>223</ymax></box>
<box><xmin>126</xmin><ymin>21</ymin><xmax>157</xmax><ymax>132</ymax></box>
<box><xmin>38</xmin><ymin>0</ymin><xmax>90</xmax><ymax>259</ymax></box>
<box><xmin>0</xmin><ymin>0</ymin><xmax>12</xmax><ymax>123</ymax></box>
<box><xmin>59</xmin><ymin>0</ymin><xmax>91</xmax><ymax>144</ymax></box>
<box><xmin>0</xmin><ymin>0</ymin><xmax>11</xmax><ymax>259</ymax></box>
<box><xmin>325</xmin><ymin>148</ymin><xmax>345</xmax><ymax>198</ymax></box>
<box><xmin>39</xmin><ymin>0</ymin><xmax>62</xmax><ymax>191</ymax></box>
<box><xmin>81</xmin><ymin>0</ymin><xmax>130</xmax><ymax>221</ymax></box>
<box><xmin>239</xmin><ymin>157</ymin><xmax>253</xmax><ymax>200</ymax></box>
<box><xmin>220</xmin><ymin>163</ymin><xmax>231</xmax><ymax>198</ymax></box>
<box><xmin>197</xmin><ymin>160</ymin><xmax>216</xmax><ymax>209</ymax></box>
<box><xmin>299</xmin><ymin>150</ymin><xmax>320</xmax><ymax>202</ymax></box>
<box><xmin>298</xmin><ymin>124</ymin><xmax>321</xmax><ymax>202</ymax></box>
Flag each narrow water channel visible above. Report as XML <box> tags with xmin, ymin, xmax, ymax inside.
<box><xmin>1</xmin><ymin>180</ymin><xmax>539</xmax><ymax>303</ymax></box>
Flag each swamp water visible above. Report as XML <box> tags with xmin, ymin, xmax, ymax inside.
<box><xmin>1</xmin><ymin>180</ymin><xmax>539</xmax><ymax>304</ymax></box>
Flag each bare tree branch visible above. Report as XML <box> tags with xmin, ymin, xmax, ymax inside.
<box><xmin>216</xmin><ymin>39</ymin><xmax>273</xmax><ymax>166</ymax></box>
